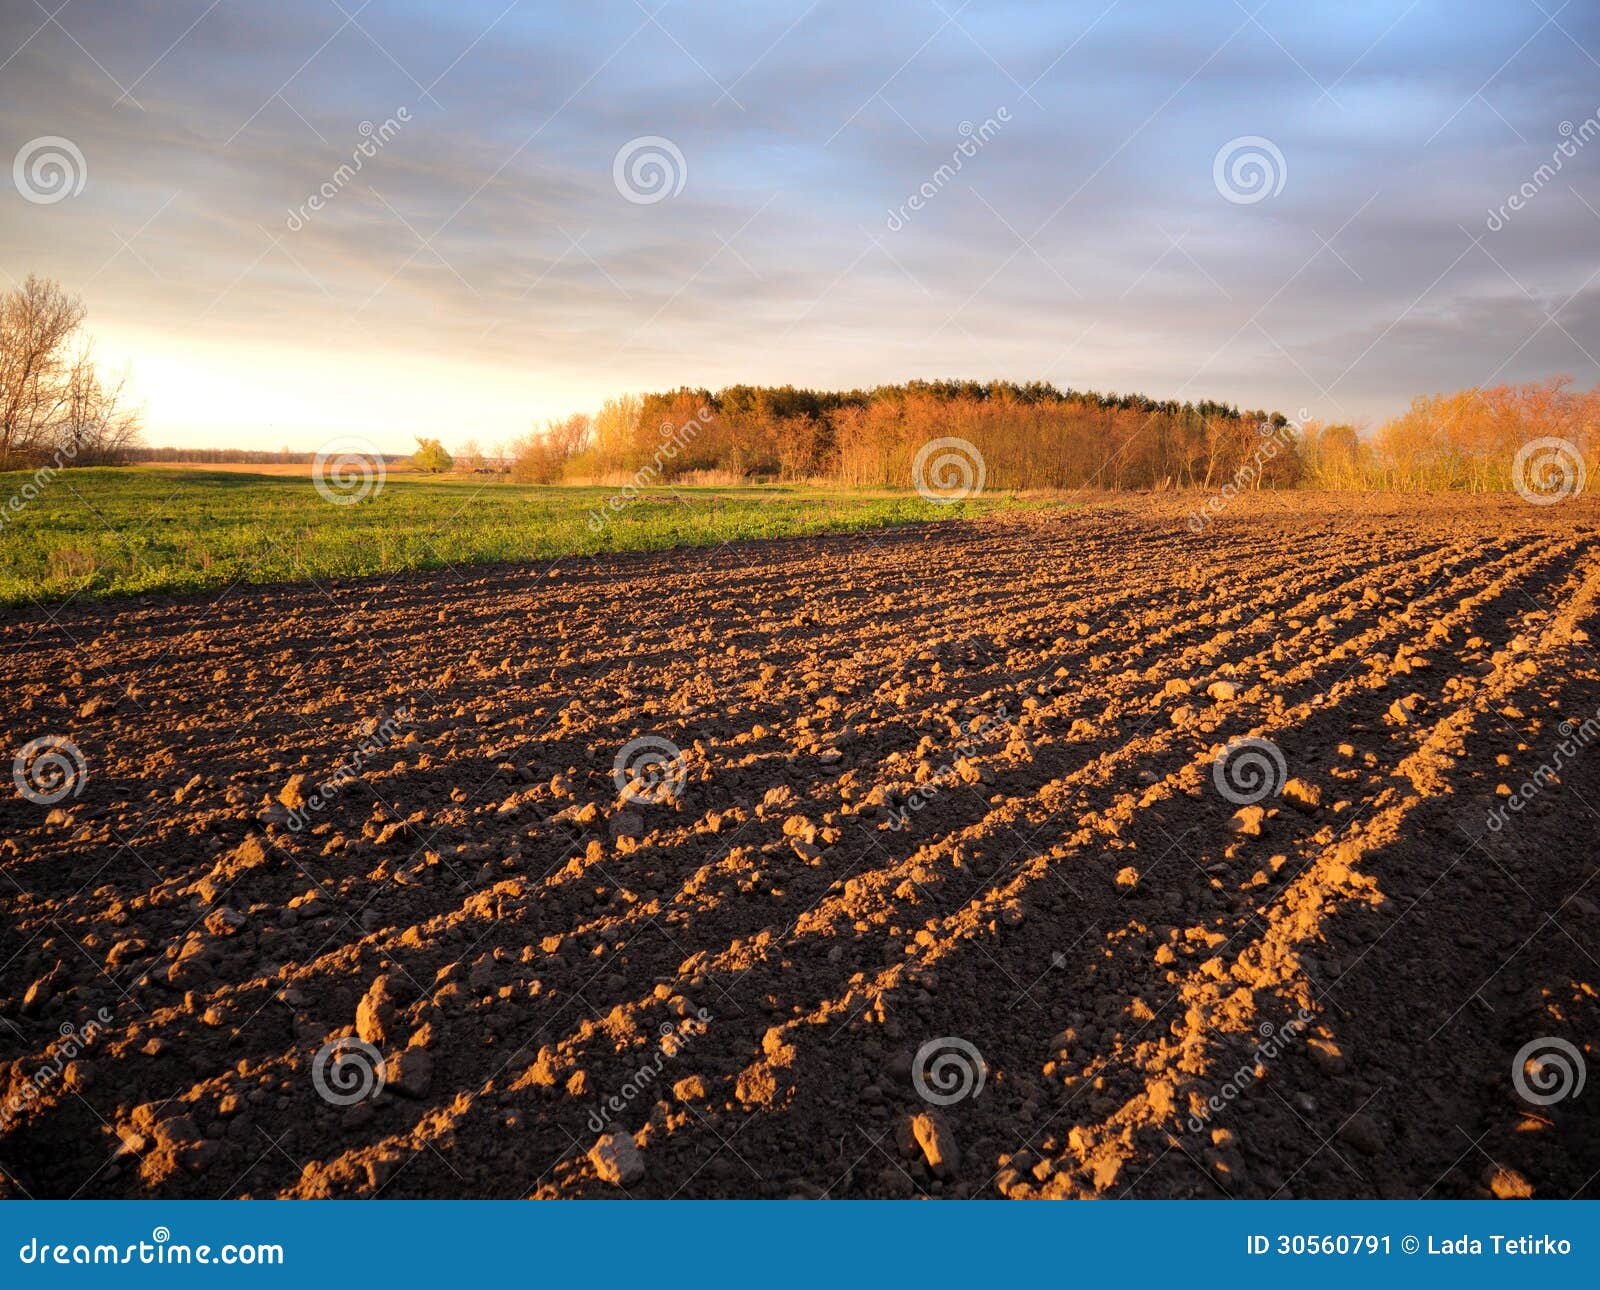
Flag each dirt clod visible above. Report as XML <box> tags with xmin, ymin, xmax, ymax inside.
<box><xmin>588</xmin><ymin>1133</ymin><xmax>644</xmax><ymax>1187</ymax></box>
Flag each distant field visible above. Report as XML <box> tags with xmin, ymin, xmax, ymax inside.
<box><xmin>133</xmin><ymin>460</ymin><xmax>417</xmax><ymax>477</ymax></box>
<box><xmin>0</xmin><ymin>466</ymin><xmax>1027</xmax><ymax>605</ymax></box>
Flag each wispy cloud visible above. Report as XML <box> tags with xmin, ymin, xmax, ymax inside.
<box><xmin>2</xmin><ymin>0</ymin><xmax>1599</xmax><ymax>449</ymax></box>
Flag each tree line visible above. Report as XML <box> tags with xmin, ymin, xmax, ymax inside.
<box><xmin>6</xmin><ymin>275</ymin><xmax>1596</xmax><ymax>495</ymax></box>
<box><xmin>1299</xmin><ymin>379</ymin><xmax>1597</xmax><ymax>491</ymax></box>
<box><xmin>509</xmin><ymin>382</ymin><xmax>1295</xmax><ymax>490</ymax></box>
<box><xmin>509</xmin><ymin>378</ymin><xmax>1598</xmax><ymax>495</ymax></box>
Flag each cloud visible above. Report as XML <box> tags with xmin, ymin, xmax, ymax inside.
<box><xmin>2</xmin><ymin>0</ymin><xmax>1599</xmax><ymax>448</ymax></box>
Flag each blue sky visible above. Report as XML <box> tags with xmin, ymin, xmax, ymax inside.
<box><xmin>3</xmin><ymin>0</ymin><xmax>1599</xmax><ymax>449</ymax></box>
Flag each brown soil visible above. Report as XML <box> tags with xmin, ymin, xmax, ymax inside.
<box><xmin>2</xmin><ymin>493</ymin><xmax>1597</xmax><ymax>1199</ymax></box>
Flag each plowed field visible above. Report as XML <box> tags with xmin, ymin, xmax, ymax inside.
<box><xmin>3</xmin><ymin>494</ymin><xmax>1597</xmax><ymax>1199</ymax></box>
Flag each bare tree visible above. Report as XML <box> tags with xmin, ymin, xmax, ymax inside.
<box><xmin>0</xmin><ymin>275</ymin><xmax>86</xmax><ymax>464</ymax></box>
<box><xmin>63</xmin><ymin>355</ymin><xmax>143</xmax><ymax>464</ymax></box>
<box><xmin>0</xmin><ymin>275</ymin><xmax>141</xmax><ymax>467</ymax></box>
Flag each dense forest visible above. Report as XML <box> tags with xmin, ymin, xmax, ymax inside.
<box><xmin>513</xmin><ymin>381</ymin><xmax>1293</xmax><ymax>490</ymax></box>
<box><xmin>511</xmin><ymin>377</ymin><xmax>1598</xmax><ymax>495</ymax></box>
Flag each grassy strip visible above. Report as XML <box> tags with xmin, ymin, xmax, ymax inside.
<box><xmin>0</xmin><ymin>467</ymin><xmax>1049</xmax><ymax>606</ymax></box>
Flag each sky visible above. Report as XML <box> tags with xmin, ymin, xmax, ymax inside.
<box><xmin>2</xmin><ymin>0</ymin><xmax>1599</xmax><ymax>452</ymax></box>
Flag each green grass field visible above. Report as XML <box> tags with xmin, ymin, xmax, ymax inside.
<box><xmin>0</xmin><ymin>466</ymin><xmax>1035</xmax><ymax>606</ymax></box>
